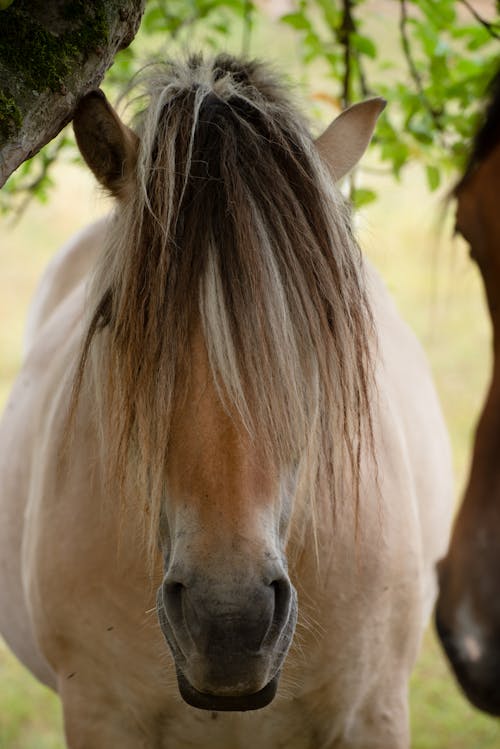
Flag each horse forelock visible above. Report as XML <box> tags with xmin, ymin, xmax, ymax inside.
<box><xmin>80</xmin><ymin>54</ymin><xmax>375</xmax><ymax>556</ymax></box>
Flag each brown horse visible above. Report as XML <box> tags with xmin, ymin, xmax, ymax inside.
<box><xmin>436</xmin><ymin>69</ymin><xmax>500</xmax><ymax>716</ymax></box>
<box><xmin>0</xmin><ymin>55</ymin><xmax>453</xmax><ymax>748</ymax></box>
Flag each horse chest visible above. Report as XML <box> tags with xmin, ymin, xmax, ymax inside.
<box><xmin>160</xmin><ymin>705</ymin><xmax>320</xmax><ymax>749</ymax></box>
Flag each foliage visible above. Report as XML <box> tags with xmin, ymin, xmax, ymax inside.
<box><xmin>1</xmin><ymin>0</ymin><xmax>499</xmax><ymax>212</ymax></box>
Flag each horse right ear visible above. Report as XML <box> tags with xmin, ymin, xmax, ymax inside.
<box><xmin>73</xmin><ymin>90</ymin><xmax>139</xmax><ymax>199</ymax></box>
<box><xmin>315</xmin><ymin>97</ymin><xmax>386</xmax><ymax>182</ymax></box>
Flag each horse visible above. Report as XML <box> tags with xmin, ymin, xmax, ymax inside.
<box><xmin>0</xmin><ymin>54</ymin><xmax>453</xmax><ymax>748</ymax></box>
<box><xmin>436</xmin><ymin>68</ymin><xmax>500</xmax><ymax>716</ymax></box>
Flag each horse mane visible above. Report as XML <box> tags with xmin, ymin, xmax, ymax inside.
<box><xmin>455</xmin><ymin>66</ymin><xmax>500</xmax><ymax>192</ymax></box>
<box><xmin>75</xmin><ymin>54</ymin><xmax>375</xmax><ymax>554</ymax></box>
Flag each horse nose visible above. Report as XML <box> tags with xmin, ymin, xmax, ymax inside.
<box><xmin>163</xmin><ymin>573</ymin><xmax>293</xmax><ymax>654</ymax></box>
<box><xmin>436</xmin><ymin>607</ymin><xmax>500</xmax><ymax>716</ymax></box>
<box><xmin>158</xmin><ymin>562</ymin><xmax>298</xmax><ymax>708</ymax></box>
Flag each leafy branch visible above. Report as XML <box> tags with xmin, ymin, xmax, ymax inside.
<box><xmin>399</xmin><ymin>0</ymin><xmax>444</xmax><ymax>132</ymax></box>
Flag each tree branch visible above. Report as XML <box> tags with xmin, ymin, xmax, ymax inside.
<box><xmin>354</xmin><ymin>47</ymin><xmax>371</xmax><ymax>98</ymax></box>
<box><xmin>459</xmin><ymin>0</ymin><xmax>500</xmax><ymax>40</ymax></box>
<box><xmin>399</xmin><ymin>0</ymin><xmax>444</xmax><ymax>130</ymax></box>
<box><xmin>0</xmin><ymin>0</ymin><xmax>145</xmax><ymax>188</ymax></box>
<box><xmin>339</xmin><ymin>0</ymin><xmax>355</xmax><ymax>107</ymax></box>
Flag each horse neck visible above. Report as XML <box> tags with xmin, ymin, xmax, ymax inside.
<box><xmin>456</xmin><ymin>142</ymin><xmax>500</xmax><ymax>353</ymax></box>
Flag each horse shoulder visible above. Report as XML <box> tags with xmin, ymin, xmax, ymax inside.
<box><xmin>0</xmin><ymin>280</ymin><xmax>89</xmax><ymax>689</ymax></box>
<box><xmin>366</xmin><ymin>261</ymin><xmax>454</xmax><ymax>614</ymax></box>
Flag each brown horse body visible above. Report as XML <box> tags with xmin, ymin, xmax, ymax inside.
<box><xmin>436</xmin><ymin>71</ymin><xmax>500</xmax><ymax>715</ymax></box>
<box><xmin>0</xmin><ymin>56</ymin><xmax>453</xmax><ymax>748</ymax></box>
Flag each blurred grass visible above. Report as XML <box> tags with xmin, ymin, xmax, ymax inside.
<box><xmin>1</xmin><ymin>156</ymin><xmax>499</xmax><ymax>748</ymax></box>
<box><xmin>0</xmin><ymin>642</ymin><xmax>63</xmax><ymax>749</ymax></box>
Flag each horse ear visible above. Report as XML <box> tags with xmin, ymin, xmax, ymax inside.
<box><xmin>315</xmin><ymin>97</ymin><xmax>386</xmax><ymax>182</ymax></box>
<box><xmin>73</xmin><ymin>90</ymin><xmax>139</xmax><ymax>198</ymax></box>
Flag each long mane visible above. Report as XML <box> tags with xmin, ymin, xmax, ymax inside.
<box><xmin>76</xmin><ymin>54</ymin><xmax>375</xmax><ymax>551</ymax></box>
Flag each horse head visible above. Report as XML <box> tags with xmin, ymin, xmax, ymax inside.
<box><xmin>436</xmin><ymin>70</ymin><xmax>500</xmax><ymax>716</ymax></box>
<box><xmin>72</xmin><ymin>56</ymin><xmax>382</xmax><ymax>711</ymax></box>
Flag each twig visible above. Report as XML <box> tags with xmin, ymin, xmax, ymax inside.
<box><xmin>338</xmin><ymin>0</ymin><xmax>358</xmax><ymax>198</ymax></box>
<box><xmin>399</xmin><ymin>0</ymin><xmax>444</xmax><ymax>132</ymax></box>
<box><xmin>340</xmin><ymin>0</ymin><xmax>355</xmax><ymax>107</ymax></box>
<box><xmin>459</xmin><ymin>0</ymin><xmax>500</xmax><ymax>40</ymax></box>
<box><xmin>354</xmin><ymin>48</ymin><xmax>372</xmax><ymax>98</ymax></box>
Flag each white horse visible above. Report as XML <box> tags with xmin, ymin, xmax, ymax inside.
<box><xmin>0</xmin><ymin>55</ymin><xmax>453</xmax><ymax>748</ymax></box>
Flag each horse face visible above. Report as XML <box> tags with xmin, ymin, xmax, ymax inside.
<box><xmin>156</xmin><ymin>333</ymin><xmax>298</xmax><ymax>711</ymax></box>
<box><xmin>436</xmin><ymin>509</ymin><xmax>500</xmax><ymax>714</ymax></box>
<box><xmin>437</xmin><ymin>142</ymin><xmax>500</xmax><ymax>715</ymax></box>
<box><xmin>436</xmin><ymin>375</ymin><xmax>500</xmax><ymax>715</ymax></box>
<box><xmin>454</xmin><ymin>143</ymin><xmax>500</xmax><ymax>321</ymax></box>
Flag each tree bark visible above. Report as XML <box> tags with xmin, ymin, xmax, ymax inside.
<box><xmin>0</xmin><ymin>0</ymin><xmax>145</xmax><ymax>188</ymax></box>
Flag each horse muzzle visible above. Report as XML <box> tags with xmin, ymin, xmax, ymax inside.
<box><xmin>435</xmin><ymin>607</ymin><xmax>500</xmax><ymax>716</ymax></box>
<box><xmin>156</xmin><ymin>570</ymin><xmax>297</xmax><ymax>711</ymax></box>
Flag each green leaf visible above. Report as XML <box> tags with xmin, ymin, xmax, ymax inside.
<box><xmin>414</xmin><ymin>0</ymin><xmax>456</xmax><ymax>28</ymax></box>
<box><xmin>407</xmin><ymin>118</ymin><xmax>434</xmax><ymax>145</ymax></box>
<box><xmin>280</xmin><ymin>11</ymin><xmax>311</xmax><ymax>31</ymax></box>
<box><xmin>351</xmin><ymin>33</ymin><xmax>377</xmax><ymax>59</ymax></box>
<box><xmin>380</xmin><ymin>139</ymin><xmax>411</xmax><ymax>176</ymax></box>
<box><xmin>467</xmin><ymin>30</ymin><xmax>495</xmax><ymax>51</ymax></box>
<box><xmin>315</xmin><ymin>0</ymin><xmax>340</xmax><ymax>29</ymax></box>
<box><xmin>352</xmin><ymin>187</ymin><xmax>377</xmax><ymax>209</ymax></box>
<box><xmin>426</xmin><ymin>164</ymin><xmax>441</xmax><ymax>191</ymax></box>
<box><xmin>142</xmin><ymin>7</ymin><xmax>167</xmax><ymax>32</ymax></box>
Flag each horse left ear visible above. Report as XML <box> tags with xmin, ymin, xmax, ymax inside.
<box><xmin>315</xmin><ymin>97</ymin><xmax>386</xmax><ymax>182</ymax></box>
<box><xmin>73</xmin><ymin>89</ymin><xmax>139</xmax><ymax>199</ymax></box>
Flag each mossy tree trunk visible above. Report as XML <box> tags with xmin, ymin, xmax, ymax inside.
<box><xmin>0</xmin><ymin>0</ymin><xmax>145</xmax><ymax>188</ymax></box>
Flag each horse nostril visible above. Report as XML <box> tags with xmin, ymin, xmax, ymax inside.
<box><xmin>165</xmin><ymin>581</ymin><xmax>184</xmax><ymax>597</ymax></box>
<box><xmin>266</xmin><ymin>577</ymin><xmax>292</xmax><ymax>641</ymax></box>
<box><xmin>163</xmin><ymin>581</ymin><xmax>185</xmax><ymax>623</ymax></box>
<box><xmin>271</xmin><ymin>578</ymin><xmax>291</xmax><ymax>615</ymax></box>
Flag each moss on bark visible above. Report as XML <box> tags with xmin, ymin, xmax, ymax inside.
<box><xmin>0</xmin><ymin>0</ymin><xmax>144</xmax><ymax>178</ymax></box>
<box><xmin>0</xmin><ymin>1</ymin><xmax>109</xmax><ymax>94</ymax></box>
<box><xmin>0</xmin><ymin>90</ymin><xmax>22</xmax><ymax>140</ymax></box>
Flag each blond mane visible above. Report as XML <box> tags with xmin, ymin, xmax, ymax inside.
<box><xmin>75</xmin><ymin>54</ymin><xmax>375</xmax><ymax>554</ymax></box>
